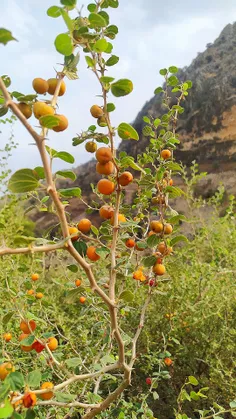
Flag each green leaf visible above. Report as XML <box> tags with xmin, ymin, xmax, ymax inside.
<box><xmin>87</xmin><ymin>4</ymin><xmax>96</xmax><ymax>12</ymax></box>
<box><xmin>106</xmin><ymin>24</ymin><xmax>118</xmax><ymax>34</ymax></box>
<box><xmin>6</xmin><ymin>372</ymin><xmax>24</xmax><ymax>391</ymax></box>
<box><xmin>119</xmin><ymin>290</ymin><xmax>134</xmax><ymax>302</ymax></box>
<box><xmin>61</xmin><ymin>9</ymin><xmax>74</xmax><ymax>31</ymax></box>
<box><xmin>0</xmin><ymin>106</ymin><xmax>8</xmax><ymax>117</ymax></box>
<box><xmin>33</xmin><ymin>166</ymin><xmax>45</xmax><ymax>180</ymax></box>
<box><xmin>142</xmin><ymin>255</ymin><xmax>157</xmax><ymax>267</ymax></box>
<box><xmin>106</xmin><ymin>103</ymin><xmax>115</xmax><ymax>112</ymax></box>
<box><xmin>168</xmin><ymin>75</ymin><xmax>179</xmax><ymax>86</ymax></box>
<box><xmin>190</xmin><ymin>391</ymin><xmax>199</xmax><ymax>401</ymax></box>
<box><xmin>56</xmin><ymin>170</ymin><xmax>76</xmax><ymax>181</ymax></box>
<box><xmin>47</xmin><ymin>6</ymin><xmax>62</xmax><ymax>17</ymax></box>
<box><xmin>56</xmin><ymin>393</ymin><xmax>76</xmax><ymax>402</ymax></box>
<box><xmin>1</xmin><ymin>75</ymin><xmax>11</xmax><ymax>88</ymax></box>
<box><xmin>169</xmin><ymin>66</ymin><xmax>178</xmax><ymax>73</ymax></box>
<box><xmin>106</xmin><ymin>55</ymin><xmax>119</xmax><ymax>66</ymax></box>
<box><xmin>188</xmin><ymin>376</ymin><xmax>199</xmax><ymax>386</ymax></box>
<box><xmin>118</xmin><ymin>123</ymin><xmax>139</xmax><ymax>140</ymax></box>
<box><xmin>73</xmin><ymin>240</ymin><xmax>87</xmax><ymax>256</ymax></box>
<box><xmin>59</xmin><ymin>187</ymin><xmax>81</xmax><ymax>197</ymax></box>
<box><xmin>165</xmin><ymin>186</ymin><xmax>183</xmax><ymax>198</ymax></box>
<box><xmin>39</xmin><ymin>115</ymin><xmax>60</xmax><ymax>129</ymax></box>
<box><xmin>54</xmin><ymin>33</ymin><xmax>73</xmax><ymax>56</ymax></box>
<box><xmin>168</xmin><ymin>215</ymin><xmax>187</xmax><ymax>225</ymax></box>
<box><xmin>85</xmin><ymin>56</ymin><xmax>95</xmax><ymax>68</ymax></box>
<box><xmin>100</xmin><ymin>76</ymin><xmax>115</xmax><ymax>83</ymax></box>
<box><xmin>111</xmin><ymin>79</ymin><xmax>133</xmax><ymax>97</ymax></box>
<box><xmin>94</xmin><ymin>38</ymin><xmax>108</xmax><ymax>52</ymax></box>
<box><xmin>98</xmin><ymin>11</ymin><xmax>109</xmax><ymax>25</ymax></box>
<box><xmin>0</xmin><ymin>29</ymin><xmax>17</xmax><ymax>45</ymax></box>
<box><xmin>230</xmin><ymin>400</ymin><xmax>236</xmax><ymax>408</ymax></box>
<box><xmin>65</xmin><ymin>288</ymin><xmax>81</xmax><ymax>303</ymax></box>
<box><xmin>88</xmin><ymin>13</ymin><xmax>107</xmax><ymax>28</ymax></box>
<box><xmin>143</xmin><ymin>116</ymin><xmax>150</xmax><ymax>123</ymax></box>
<box><xmin>8</xmin><ymin>169</ymin><xmax>39</xmax><ymax>193</ymax></box>
<box><xmin>60</xmin><ymin>0</ymin><xmax>77</xmax><ymax>6</ymax></box>
<box><xmin>16</xmin><ymin>94</ymin><xmax>37</xmax><ymax>102</ymax></box>
<box><xmin>2</xmin><ymin>312</ymin><xmax>14</xmax><ymax>325</ymax></box>
<box><xmin>27</xmin><ymin>370</ymin><xmax>42</xmax><ymax>388</ymax></box>
<box><xmin>55</xmin><ymin>151</ymin><xmax>75</xmax><ymax>164</ymax></box>
<box><xmin>170</xmin><ymin>235</ymin><xmax>188</xmax><ymax>246</ymax></box>
<box><xmin>11</xmin><ymin>412</ymin><xmax>23</xmax><ymax>419</ymax></box>
<box><xmin>67</xmin><ymin>264</ymin><xmax>79</xmax><ymax>273</ymax></box>
<box><xmin>159</xmin><ymin>68</ymin><xmax>167</xmax><ymax>76</ymax></box>
<box><xmin>25</xmin><ymin>410</ymin><xmax>36</xmax><ymax>419</ymax></box>
<box><xmin>147</xmin><ymin>234</ymin><xmax>159</xmax><ymax>248</ymax></box>
<box><xmin>91</xmin><ymin>225</ymin><xmax>99</xmax><ymax>236</ymax></box>
<box><xmin>0</xmin><ymin>399</ymin><xmax>13</xmax><ymax>418</ymax></box>
<box><xmin>0</xmin><ymin>383</ymin><xmax>10</xmax><ymax>403</ymax></box>
<box><xmin>20</xmin><ymin>335</ymin><xmax>35</xmax><ymax>346</ymax></box>
<box><xmin>65</xmin><ymin>358</ymin><xmax>81</xmax><ymax>368</ymax></box>
<box><xmin>154</xmin><ymin>87</ymin><xmax>164</xmax><ymax>94</ymax></box>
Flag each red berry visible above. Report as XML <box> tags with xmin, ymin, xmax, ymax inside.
<box><xmin>146</xmin><ymin>377</ymin><xmax>152</xmax><ymax>385</ymax></box>
<box><xmin>149</xmin><ymin>279</ymin><xmax>155</xmax><ymax>287</ymax></box>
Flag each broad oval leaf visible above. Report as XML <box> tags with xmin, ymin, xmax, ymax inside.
<box><xmin>94</xmin><ymin>38</ymin><xmax>108</xmax><ymax>52</ymax></box>
<box><xmin>59</xmin><ymin>187</ymin><xmax>81</xmax><ymax>197</ymax></box>
<box><xmin>56</xmin><ymin>170</ymin><xmax>76</xmax><ymax>181</ymax></box>
<box><xmin>111</xmin><ymin>79</ymin><xmax>133</xmax><ymax>97</ymax></box>
<box><xmin>39</xmin><ymin>115</ymin><xmax>59</xmax><ymax>129</ymax></box>
<box><xmin>67</xmin><ymin>264</ymin><xmax>78</xmax><ymax>273</ymax></box>
<box><xmin>188</xmin><ymin>376</ymin><xmax>199</xmax><ymax>386</ymax></box>
<box><xmin>20</xmin><ymin>335</ymin><xmax>35</xmax><ymax>346</ymax></box>
<box><xmin>47</xmin><ymin>6</ymin><xmax>62</xmax><ymax>17</ymax></box>
<box><xmin>54</xmin><ymin>33</ymin><xmax>73</xmax><ymax>56</ymax></box>
<box><xmin>119</xmin><ymin>290</ymin><xmax>134</xmax><ymax>303</ymax></box>
<box><xmin>6</xmin><ymin>372</ymin><xmax>25</xmax><ymax>391</ymax></box>
<box><xmin>88</xmin><ymin>13</ymin><xmax>107</xmax><ymax>28</ymax></box>
<box><xmin>27</xmin><ymin>370</ymin><xmax>42</xmax><ymax>388</ymax></box>
<box><xmin>118</xmin><ymin>123</ymin><xmax>139</xmax><ymax>140</ymax></box>
<box><xmin>8</xmin><ymin>169</ymin><xmax>39</xmax><ymax>193</ymax></box>
<box><xmin>55</xmin><ymin>151</ymin><xmax>75</xmax><ymax>164</ymax></box>
<box><xmin>0</xmin><ymin>399</ymin><xmax>13</xmax><ymax>418</ymax></box>
<box><xmin>106</xmin><ymin>55</ymin><xmax>119</xmax><ymax>67</ymax></box>
<box><xmin>142</xmin><ymin>255</ymin><xmax>157</xmax><ymax>267</ymax></box>
<box><xmin>60</xmin><ymin>0</ymin><xmax>77</xmax><ymax>6</ymax></box>
<box><xmin>147</xmin><ymin>234</ymin><xmax>159</xmax><ymax>248</ymax></box>
<box><xmin>0</xmin><ymin>29</ymin><xmax>17</xmax><ymax>45</ymax></box>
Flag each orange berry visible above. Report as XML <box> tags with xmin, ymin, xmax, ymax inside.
<box><xmin>169</xmin><ymin>179</ymin><xmax>173</xmax><ymax>186</ymax></box>
<box><xmin>79</xmin><ymin>296</ymin><xmax>86</xmax><ymax>304</ymax></box>
<box><xmin>52</xmin><ymin>114</ymin><xmax>68</xmax><ymax>132</ymax></box>
<box><xmin>77</xmin><ymin>218</ymin><xmax>91</xmax><ymax>234</ymax></box>
<box><xmin>33</xmin><ymin>101</ymin><xmax>54</xmax><ymax>119</ymax></box>
<box><xmin>133</xmin><ymin>270</ymin><xmax>143</xmax><ymax>281</ymax></box>
<box><xmin>23</xmin><ymin>392</ymin><xmax>37</xmax><ymax>408</ymax></box>
<box><xmin>17</xmin><ymin>102</ymin><xmax>32</xmax><ymax>119</ymax></box>
<box><xmin>27</xmin><ymin>289</ymin><xmax>35</xmax><ymax>295</ymax></box>
<box><xmin>164</xmin><ymin>224</ymin><xmax>173</xmax><ymax>235</ymax></box>
<box><xmin>96</xmin><ymin>161</ymin><xmax>114</xmax><ymax>175</ymax></box>
<box><xmin>47</xmin><ymin>78</ymin><xmax>66</xmax><ymax>96</ymax></box>
<box><xmin>125</xmin><ymin>238</ymin><xmax>135</xmax><ymax>248</ymax></box>
<box><xmin>86</xmin><ymin>246</ymin><xmax>100</xmax><ymax>262</ymax></box>
<box><xmin>36</xmin><ymin>292</ymin><xmax>43</xmax><ymax>299</ymax></box>
<box><xmin>47</xmin><ymin>337</ymin><xmax>58</xmax><ymax>351</ymax></box>
<box><xmin>148</xmin><ymin>231</ymin><xmax>156</xmax><ymax>237</ymax></box>
<box><xmin>90</xmin><ymin>105</ymin><xmax>103</xmax><ymax>118</ymax></box>
<box><xmin>97</xmin><ymin>116</ymin><xmax>107</xmax><ymax>127</ymax></box>
<box><xmin>68</xmin><ymin>226</ymin><xmax>79</xmax><ymax>241</ymax></box>
<box><xmin>3</xmin><ymin>333</ymin><xmax>12</xmax><ymax>342</ymax></box>
<box><xmin>164</xmin><ymin>357</ymin><xmax>173</xmax><ymax>366</ymax></box>
<box><xmin>20</xmin><ymin>320</ymin><xmax>36</xmax><ymax>334</ymax></box>
<box><xmin>0</xmin><ymin>363</ymin><xmax>15</xmax><ymax>380</ymax></box>
<box><xmin>97</xmin><ymin>179</ymin><xmax>115</xmax><ymax>195</ymax></box>
<box><xmin>153</xmin><ymin>263</ymin><xmax>166</xmax><ymax>276</ymax></box>
<box><xmin>40</xmin><ymin>382</ymin><xmax>54</xmax><ymax>400</ymax></box>
<box><xmin>99</xmin><ymin>205</ymin><xmax>114</xmax><ymax>220</ymax></box>
<box><xmin>85</xmin><ymin>141</ymin><xmax>97</xmax><ymax>153</ymax></box>
<box><xmin>110</xmin><ymin>213</ymin><xmax>126</xmax><ymax>225</ymax></box>
<box><xmin>158</xmin><ymin>242</ymin><xmax>167</xmax><ymax>254</ymax></box>
<box><xmin>161</xmin><ymin>149</ymin><xmax>172</xmax><ymax>160</ymax></box>
<box><xmin>32</xmin><ymin>78</ymin><xmax>49</xmax><ymax>94</ymax></box>
<box><xmin>150</xmin><ymin>220</ymin><xmax>164</xmax><ymax>233</ymax></box>
<box><xmin>75</xmin><ymin>279</ymin><xmax>82</xmax><ymax>287</ymax></box>
<box><xmin>95</xmin><ymin>147</ymin><xmax>112</xmax><ymax>164</ymax></box>
<box><xmin>31</xmin><ymin>273</ymin><xmax>39</xmax><ymax>281</ymax></box>
<box><xmin>118</xmin><ymin>171</ymin><xmax>133</xmax><ymax>187</ymax></box>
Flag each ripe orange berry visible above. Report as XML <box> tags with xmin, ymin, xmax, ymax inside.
<box><xmin>96</xmin><ymin>161</ymin><xmax>114</xmax><ymax>175</ymax></box>
<box><xmin>95</xmin><ymin>147</ymin><xmax>112</xmax><ymax>164</ymax></box>
<box><xmin>33</xmin><ymin>101</ymin><xmax>54</xmax><ymax>119</ymax></box>
<box><xmin>85</xmin><ymin>141</ymin><xmax>97</xmax><ymax>153</ymax></box>
<box><xmin>77</xmin><ymin>218</ymin><xmax>91</xmax><ymax>234</ymax></box>
<box><xmin>97</xmin><ymin>179</ymin><xmax>115</xmax><ymax>195</ymax></box>
<box><xmin>17</xmin><ymin>102</ymin><xmax>32</xmax><ymax>119</ymax></box>
<box><xmin>47</xmin><ymin>337</ymin><xmax>58</xmax><ymax>351</ymax></box>
<box><xmin>90</xmin><ymin>105</ymin><xmax>103</xmax><ymax>118</ymax></box>
<box><xmin>118</xmin><ymin>171</ymin><xmax>133</xmax><ymax>187</ymax></box>
<box><xmin>27</xmin><ymin>289</ymin><xmax>35</xmax><ymax>296</ymax></box>
<box><xmin>75</xmin><ymin>279</ymin><xmax>82</xmax><ymax>287</ymax></box>
<box><xmin>164</xmin><ymin>224</ymin><xmax>173</xmax><ymax>235</ymax></box>
<box><xmin>68</xmin><ymin>226</ymin><xmax>79</xmax><ymax>241</ymax></box>
<box><xmin>31</xmin><ymin>273</ymin><xmax>39</xmax><ymax>281</ymax></box>
<box><xmin>169</xmin><ymin>179</ymin><xmax>173</xmax><ymax>186</ymax></box>
<box><xmin>86</xmin><ymin>246</ymin><xmax>100</xmax><ymax>262</ymax></box>
<box><xmin>125</xmin><ymin>238</ymin><xmax>135</xmax><ymax>248</ymax></box>
<box><xmin>79</xmin><ymin>296</ymin><xmax>86</xmax><ymax>304</ymax></box>
<box><xmin>110</xmin><ymin>213</ymin><xmax>127</xmax><ymax>225</ymax></box>
<box><xmin>20</xmin><ymin>320</ymin><xmax>36</xmax><ymax>334</ymax></box>
<box><xmin>52</xmin><ymin>114</ymin><xmax>68</xmax><ymax>132</ymax></box>
<box><xmin>3</xmin><ymin>333</ymin><xmax>12</xmax><ymax>342</ymax></box>
<box><xmin>150</xmin><ymin>220</ymin><xmax>164</xmax><ymax>233</ymax></box>
<box><xmin>32</xmin><ymin>78</ymin><xmax>49</xmax><ymax>94</ymax></box>
<box><xmin>0</xmin><ymin>363</ymin><xmax>15</xmax><ymax>380</ymax></box>
<box><xmin>23</xmin><ymin>392</ymin><xmax>37</xmax><ymax>408</ymax></box>
<box><xmin>47</xmin><ymin>78</ymin><xmax>66</xmax><ymax>96</ymax></box>
<box><xmin>148</xmin><ymin>231</ymin><xmax>156</xmax><ymax>237</ymax></box>
<box><xmin>40</xmin><ymin>382</ymin><xmax>54</xmax><ymax>400</ymax></box>
<box><xmin>99</xmin><ymin>205</ymin><xmax>114</xmax><ymax>220</ymax></box>
<box><xmin>153</xmin><ymin>263</ymin><xmax>166</xmax><ymax>276</ymax></box>
<box><xmin>161</xmin><ymin>149</ymin><xmax>172</xmax><ymax>160</ymax></box>
<box><xmin>158</xmin><ymin>242</ymin><xmax>167</xmax><ymax>254</ymax></box>
<box><xmin>164</xmin><ymin>357</ymin><xmax>173</xmax><ymax>366</ymax></box>
<box><xmin>36</xmin><ymin>292</ymin><xmax>43</xmax><ymax>299</ymax></box>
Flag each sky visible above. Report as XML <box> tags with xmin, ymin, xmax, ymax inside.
<box><xmin>1</xmin><ymin>0</ymin><xmax>236</xmax><ymax>173</ymax></box>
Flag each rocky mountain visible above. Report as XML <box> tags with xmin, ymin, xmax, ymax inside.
<box><xmin>32</xmin><ymin>23</ymin><xmax>236</xmax><ymax>232</ymax></box>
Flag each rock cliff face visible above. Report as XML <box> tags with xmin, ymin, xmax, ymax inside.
<box><xmin>32</xmin><ymin>23</ymin><xmax>236</xmax><ymax>231</ymax></box>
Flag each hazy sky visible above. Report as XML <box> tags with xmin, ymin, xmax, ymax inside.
<box><xmin>1</xmin><ymin>0</ymin><xmax>236</xmax><ymax>172</ymax></box>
